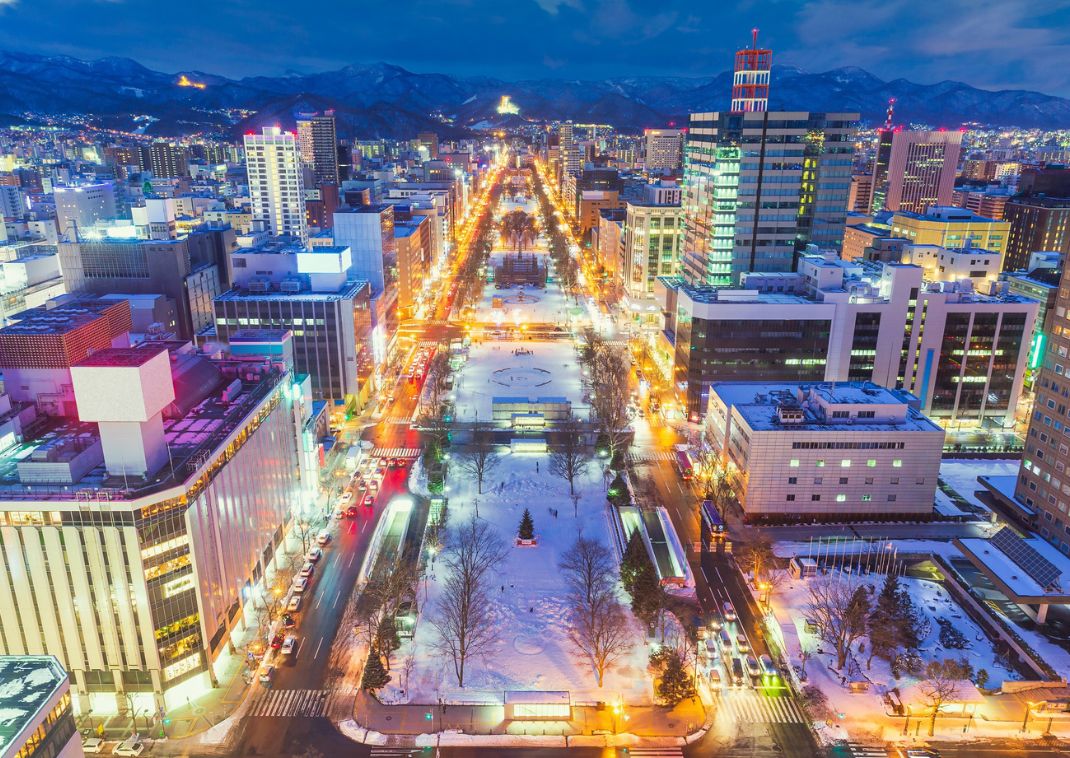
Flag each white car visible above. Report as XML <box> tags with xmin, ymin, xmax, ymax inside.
<box><xmin>83</xmin><ymin>738</ymin><xmax>105</xmax><ymax>754</ymax></box>
<box><xmin>316</xmin><ymin>531</ymin><xmax>331</xmax><ymax>546</ymax></box>
<box><xmin>292</xmin><ymin>576</ymin><xmax>310</xmax><ymax>594</ymax></box>
<box><xmin>341</xmin><ymin>491</ymin><xmax>354</xmax><ymax>503</ymax></box>
<box><xmin>287</xmin><ymin>595</ymin><xmax>302</xmax><ymax>612</ymax></box>
<box><xmin>723</xmin><ymin>601</ymin><xmax>737</xmax><ymax>622</ymax></box>
<box><xmin>258</xmin><ymin>664</ymin><xmax>275</xmax><ymax>683</ymax></box>
<box><xmin>306</xmin><ymin>547</ymin><xmax>323</xmax><ymax>562</ymax></box>
<box><xmin>281</xmin><ymin>635</ymin><xmax>297</xmax><ymax>656</ymax></box>
<box><xmin>299</xmin><ymin>561</ymin><xmax>315</xmax><ymax>578</ymax></box>
<box><xmin>112</xmin><ymin>740</ymin><xmax>145</xmax><ymax>756</ymax></box>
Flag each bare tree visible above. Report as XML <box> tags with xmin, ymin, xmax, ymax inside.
<box><xmin>804</xmin><ymin>578</ymin><xmax>871</xmax><ymax>670</ymax></box>
<box><xmin>432</xmin><ymin>517</ymin><xmax>508</xmax><ymax>687</ymax></box>
<box><xmin>736</xmin><ymin>535</ymin><xmax>775</xmax><ymax>585</ymax></box>
<box><xmin>561</xmin><ymin>535</ymin><xmax>631</xmax><ymax>687</ymax></box>
<box><xmin>456</xmin><ymin>424</ymin><xmax>501</xmax><ymax>495</ymax></box>
<box><xmin>692</xmin><ymin>445</ymin><xmax>736</xmax><ymax>515</ymax></box>
<box><xmin>356</xmin><ymin>563</ymin><xmax>419</xmax><ymax>671</ymax></box>
<box><xmin>583</xmin><ymin>335</ymin><xmax>632</xmax><ymax>461</ymax></box>
<box><xmin>549</xmin><ymin>416</ymin><xmax>591</xmax><ymax>502</ymax></box>
<box><xmin>918</xmin><ymin>659</ymin><xmax>969</xmax><ymax>736</ymax></box>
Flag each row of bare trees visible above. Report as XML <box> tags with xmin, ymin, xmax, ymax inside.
<box><xmin>579</xmin><ymin>328</ymin><xmax>632</xmax><ymax>465</ymax></box>
<box><xmin>499</xmin><ymin>209</ymin><xmax>538</xmax><ymax>254</ymax></box>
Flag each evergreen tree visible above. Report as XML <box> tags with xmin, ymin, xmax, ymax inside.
<box><xmin>518</xmin><ymin>508</ymin><xmax>535</xmax><ymax>540</ymax></box>
<box><xmin>656</xmin><ymin>649</ymin><xmax>696</xmax><ymax>706</ymax></box>
<box><xmin>375</xmin><ymin>615</ymin><xmax>400</xmax><ymax>668</ymax></box>
<box><xmin>630</xmin><ymin>551</ymin><xmax>664</xmax><ymax>629</ymax></box>
<box><xmin>620</xmin><ymin>530</ymin><xmax>647</xmax><ymax>595</ymax></box>
<box><xmin>360</xmin><ymin>652</ymin><xmax>391</xmax><ymax>691</ymax></box>
<box><xmin>607</xmin><ymin>472</ymin><xmax>630</xmax><ymax>507</ymax></box>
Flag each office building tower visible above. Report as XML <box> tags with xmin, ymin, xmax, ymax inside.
<box><xmin>54</xmin><ymin>182</ymin><xmax>117</xmax><ymax>236</ymax></box>
<box><xmin>147</xmin><ymin>142</ymin><xmax>187</xmax><ymax>179</ymax></box>
<box><xmin>622</xmin><ymin>197</ymin><xmax>684</xmax><ymax>299</ymax></box>
<box><xmin>643</xmin><ymin>129</ymin><xmax>685</xmax><ymax>174</ymax></box>
<box><xmin>681</xmin><ymin>111</ymin><xmax>857</xmax><ymax>286</ymax></box>
<box><xmin>868</xmin><ymin>127</ymin><xmax>895</xmax><ymax>212</ymax></box>
<box><xmin>0</xmin><ymin>657</ymin><xmax>79</xmax><ymax>758</ymax></box>
<box><xmin>880</xmin><ymin>130</ymin><xmax>963</xmax><ymax>214</ymax></box>
<box><xmin>0</xmin><ymin>239</ymin><xmax>67</xmax><ymax>326</ymax></box>
<box><xmin>1003</xmin><ymin>197</ymin><xmax>1070</xmax><ymax>273</ymax></box>
<box><xmin>417</xmin><ymin>132</ymin><xmax>439</xmax><ymax>159</ymax></box>
<box><xmin>705</xmin><ymin>382</ymin><xmax>944</xmax><ymax>522</ymax></box>
<box><xmin>558</xmin><ymin>122</ymin><xmax>581</xmax><ymax>179</ymax></box>
<box><xmin>394</xmin><ymin>216</ymin><xmax>431</xmax><ymax>317</ymax></box>
<box><xmin>244</xmin><ymin>127</ymin><xmax>308</xmax><ymax>245</ymax></box>
<box><xmin>659</xmin><ymin>252</ymin><xmax>1036</xmax><ymax>420</ymax></box>
<box><xmin>332</xmin><ymin>205</ymin><xmax>396</xmax><ymax>295</ymax></box>
<box><xmin>215</xmin><ymin>240</ymin><xmax>374</xmax><ymax>406</ymax></box>
<box><xmin>1015</xmin><ymin>257</ymin><xmax>1070</xmax><ymax>553</ymax></box>
<box><xmin>297</xmin><ymin>114</ymin><xmax>340</xmax><ymax>186</ymax></box>
<box><xmin>594</xmin><ymin>208</ymin><xmax>626</xmax><ymax>296</ymax></box>
<box><xmin>951</xmin><ymin>186</ymin><xmax>1012</xmax><ymax>220</ymax></box>
<box><xmin>730</xmin><ymin>29</ymin><xmax>771</xmax><ymax>113</ymax></box>
<box><xmin>57</xmin><ymin>225</ymin><xmax>234</xmax><ymax>339</ymax></box>
<box><xmin>0</xmin><ymin>337</ymin><xmax>314</xmax><ymax>712</ymax></box>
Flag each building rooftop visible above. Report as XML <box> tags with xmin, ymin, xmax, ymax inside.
<box><xmin>710</xmin><ymin>381</ymin><xmax>943</xmax><ymax>434</ymax></box>
<box><xmin>77</xmin><ymin>343</ymin><xmax>169</xmax><ymax>368</ymax></box>
<box><xmin>217</xmin><ymin>278</ymin><xmax>369</xmax><ymax>302</ymax></box>
<box><xmin>891</xmin><ymin>207</ymin><xmax>1002</xmax><ymax>223</ymax></box>
<box><xmin>0</xmin><ymin>656</ymin><xmax>68</xmax><ymax>755</ymax></box>
<box><xmin>0</xmin><ymin>298</ymin><xmax>127</xmax><ymax>337</ymax></box>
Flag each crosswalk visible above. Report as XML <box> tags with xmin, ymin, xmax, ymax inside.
<box><xmin>714</xmin><ymin>690</ymin><xmax>807</xmax><ymax>725</ymax></box>
<box><xmin>623</xmin><ymin>749</ymin><xmax>684</xmax><ymax>757</ymax></box>
<box><xmin>628</xmin><ymin>450</ymin><xmax>677</xmax><ymax>463</ymax></box>
<box><xmin>841</xmin><ymin>745</ymin><xmax>888</xmax><ymax>758</ymax></box>
<box><xmin>369</xmin><ymin>750</ymin><xmax>421</xmax><ymax>757</ymax></box>
<box><xmin>247</xmin><ymin>688</ymin><xmax>346</xmax><ymax>718</ymax></box>
<box><xmin>372</xmin><ymin>447</ymin><xmax>422</xmax><ymax>458</ymax></box>
<box><xmin>383</xmin><ymin>417</ymin><xmax>414</xmax><ymax>425</ymax></box>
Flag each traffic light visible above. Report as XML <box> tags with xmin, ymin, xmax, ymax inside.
<box><xmin>425</xmin><ymin>711</ymin><xmax>433</xmax><ymax>721</ymax></box>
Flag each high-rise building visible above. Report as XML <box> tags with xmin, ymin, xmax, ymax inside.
<box><xmin>1003</xmin><ymin>196</ymin><xmax>1070</xmax><ymax>273</ymax></box>
<box><xmin>244</xmin><ymin>127</ymin><xmax>308</xmax><ymax>245</ymax></box>
<box><xmin>643</xmin><ymin>129</ymin><xmax>685</xmax><ymax>174</ymax></box>
<box><xmin>879</xmin><ymin>129</ymin><xmax>963</xmax><ymax>214</ymax></box>
<box><xmin>659</xmin><ymin>252</ymin><xmax>1036</xmax><ymax>420</ymax></box>
<box><xmin>951</xmin><ymin>186</ymin><xmax>1013</xmax><ymax>220</ymax></box>
<box><xmin>681</xmin><ymin>111</ymin><xmax>857</xmax><ymax>286</ymax></box>
<box><xmin>622</xmin><ymin>198</ymin><xmax>684</xmax><ymax>299</ymax></box>
<box><xmin>730</xmin><ymin>29</ymin><xmax>771</xmax><ymax>113</ymax></box>
<box><xmin>0</xmin><ymin>657</ymin><xmax>79</xmax><ymax>758</ymax></box>
<box><xmin>57</xmin><ymin>225</ymin><xmax>234</xmax><ymax>339</ymax></box>
<box><xmin>0</xmin><ymin>185</ymin><xmax>26</xmax><ymax>220</ymax></box>
<box><xmin>297</xmin><ymin>113</ymin><xmax>340</xmax><ymax>186</ymax></box>
<box><xmin>54</xmin><ymin>182</ymin><xmax>117</xmax><ymax>236</ymax></box>
<box><xmin>0</xmin><ymin>337</ymin><xmax>315</xmax><ymax>712</ymax></box>
<box><xmin>147</xmin><ymin>142</ymin><xmax>187</xmax><ymax>179</ymax></box>
<box><xmin>887</xmin><ymin>206</ymin><xmax>1009</xmax><ymax>257</ymax></box>
<box><xmin>868</xmin><ymin>128</ymin><xmax>895</xmax><ymax>212</ymax></box>
<box><xmin>417</xmin><ymin>132</ymin><xmax>440</xmax><ymax>159</ymax></box>
<box><xmin>558</xmin><ymin>121</ymin><xmax>581</xmax><ymax>180</ymax></box>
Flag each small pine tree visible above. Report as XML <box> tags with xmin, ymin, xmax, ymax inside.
<box><xmin>518</xmin><ymin>508</ymin><xmax>535</xmax><ymax>540</ymax></box>
<box><xmin>630</xmin><ymin>552</ymin><xmax>664</xmax><ymax>629</ymax></box>
<box><xmin>361</xmin><ymin>652</ymin><xmax>391</xmax><ymax>691</ymax></box>
<box><xmin>375</xmin><ymin>615</ymin><xmax>400</xmax><ymax>665</ymax></box>
<box><xmin>656</xmin><ymin>649</ymin><xmax>696</xmax><ymax>706</ymax></box>
<box><xmin>620</xmin><ymin>530</ymin><xmax>646</xmax><ymax>595</ymax></box>
<box><xmin>607</xmin><ymin>473</ymin><xmax>630</xmax><ymax>507</ymax></box>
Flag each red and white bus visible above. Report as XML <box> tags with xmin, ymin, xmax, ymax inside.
<box><xmin>674</xmin><ymin>450</ymin><xmax>694</xmax><ymax>480</ymax></box>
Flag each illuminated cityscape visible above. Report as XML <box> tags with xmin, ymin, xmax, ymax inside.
<box><xmin>1</xmin><ymin>3</ymin><xmax>1070</xmax><ymax>757</ymax></box>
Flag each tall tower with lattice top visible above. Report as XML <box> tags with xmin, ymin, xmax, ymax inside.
<box><xmin>731</xmin><ymin>28</ymin><xmax>771</xmax><ymax>113</ymax></box>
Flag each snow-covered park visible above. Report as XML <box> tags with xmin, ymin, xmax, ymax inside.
<box><xmin>384</xmin><ymin>453</ymin><xmax>656</xmax><ymax>705</ymax></box>
<box><xmin>450</xmin><ymin>339</ymin><xmax>588</xmax><ymax>423</ymax></box>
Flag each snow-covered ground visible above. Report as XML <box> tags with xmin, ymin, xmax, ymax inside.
<box><xmin>381</xmin><ymin>453</ymin><xmax>654</xmax><ymax>705</ymax></box>
<box><xmin>477</xmin><ymin>274</ymin><xmax>573</xmax><ymax>326</ymax></box>
<box><xmin>450</xmin><ymin>339</ymin><xmax>588</xmax><ymax>422</ymax></box>
<box><xmin>771</xmin><ymin>569</ymin><xmax>1018</xmax><ymax>741</ymax></box>
<box><xmin>938</xmin><ymin>459</ymin><xmax>1021</xmax><ymax>513</ymax></box>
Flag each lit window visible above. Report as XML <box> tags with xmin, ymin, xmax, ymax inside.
<box><xmin>836</xmin><ymin>494</ymin><xmax>846</xmax><ymax>502</ymax></box>
<box><xmin>867</xmin><ymin>459</ymin><xmax>877</xmax><ymax>467</ymax></box>
<box><xmin>892</xmin><ymin>459</ymin><xmax>903</xmax><ymax>468</ymax></box>
<box><xmin>841</xmin><ymin>460</ymin><xmax>851</xmax><ymax>468</ymax></box>
<box><xmin>862</xmin><ymin>495</ymin><xmax>872</xmax><ymax>502</ymax></box>
<box><xmin>789</xmin><ymin>459</ymin><xmax>800</xmax><ymax>467</ymax></box>
<box><xmin>816</xmin><ymin>459</ymin><xmax>826</xmax><ymax>467</ymax></box>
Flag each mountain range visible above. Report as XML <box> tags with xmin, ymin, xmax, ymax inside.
<box><xmin>3</xmin><ymin>50</ymin><xmax>1070</xmax><ymax>139</ymax></box>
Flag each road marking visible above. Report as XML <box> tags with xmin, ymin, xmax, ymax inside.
<box><xmin>313</xmin><ymin>592</ymin><xmax>323</xmax><ymax>610</ymax></box>
<box><xmin>360</xmin><ymin>520</ymin><xmax>368</xmax><ymax>534</ymax></box>
<box><xmin>348</xmin><ymin>551</ymin><xmax>356</xmax><ymax>568</ymax></box>
<box><xmin>332</xmin><ymin>587</ymin><xmax>342</xmax><ymax>609</ymax></box>
<box><xmin>314</xmin><ymin>636</ymin><xmax>324</xmax><ymax>660</ymax></box>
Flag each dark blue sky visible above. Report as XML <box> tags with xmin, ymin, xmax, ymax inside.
<box><xmin>2</xmin><ymin>0</ymin><xmax>1070</xmax><ymax>95</ymax></box>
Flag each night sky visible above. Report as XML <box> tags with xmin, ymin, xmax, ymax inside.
<box><xmin>2</xmin><ymin>0</ymin><xmax>1069</xmax><ymax>95</ymax></box>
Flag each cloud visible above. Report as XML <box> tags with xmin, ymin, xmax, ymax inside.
<box><xmin>0</xmin><ymin>0</ymin><xmax>18</xmax><ymax>7</ymax></box>
<box><xmin>533</xmin><ymin>0</ymin><xmax>582</xmax><ymax>14</ymax></box>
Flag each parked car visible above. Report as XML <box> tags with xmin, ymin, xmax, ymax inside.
<box><xmin>112</xmin><ymin>739</ymin><xmax>145</xmax><ymax>756</ymax></box>
<box><xmin>281</xmin><ymin>613</ymin><xmax>295</xmax><ymax>628</ymax></box>
<box><xmin>291</xmin><ymin>576</ymin><xmax>309</xmax><ymax>594</ymax></box>
<box><xmin>341</xmin><ymin>491</ymin><xmax>354</xmax><ymax>503</ymax></box>
<box><xmin>281</xmin><ymin>636</ymin><xmax>297</xmax><ymax>656</ymax></box>
<box><xmin>270</xmin><ymin>633</ymin><xmax>284</xmax><ymax>649</ymax></box>
<box><xmin>316</xmin><ymin>531</ymin><xmax>331</xmax><ymax>546</ymax></box>
<box><xmin>345</xmin><ymin>505</ymin><xmax>359</xmax><ymax>518</ymax></box>
<box><xmin>287</xmin><ymin>595</ymin><xmax>302</xmax><ymax>612</ymax></box>
<box><xmin>258</xmin><ymin>664</ymin><xmax>275</xmax><ymax>683</ymax></box>
<box><xmin>82</xmin><ymin>738</ymin><xmax>105</xmax><ymax>754</ymax></box>
<box><xmin>306</xmin><ymin>547</ymin><xmax>322</xmax><ymax>563</ymax></box>
<box><xmin>722</xmin><ymin>601</ymin><xmax>737</xmax><ymax>622</ymax></box>
<box><xmin>299</xmin><ymin>561</ymin><xmax>315</xmax><ymax>578</ymax></box>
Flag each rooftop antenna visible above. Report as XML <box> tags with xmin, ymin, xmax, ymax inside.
<box><xmin>752</xmin><ymin>27</ymin><xmax>759</xmax><ymax>49</ymax></box>
<box><xmin>885</xmin><ymin>97</ymin><xmax>897</xmax><ymax>130</ymax></box>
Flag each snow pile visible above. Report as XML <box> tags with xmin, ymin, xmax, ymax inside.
<box><xmin>938</xmin><ymin>459</ymin><xmax>1021</xmax><ymax>512</ymax></box>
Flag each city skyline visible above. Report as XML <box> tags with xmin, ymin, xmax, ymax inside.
<box><xmin>0</xmin><ymin>0</ymin><xmax>1069</xmax><ymax>96</ymax></box>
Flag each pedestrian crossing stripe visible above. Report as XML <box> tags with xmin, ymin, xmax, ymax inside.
<box><xmin>248</xmin><ymin>688</ymin><xmax>345</xmax><ymax>717</ymax></box>
<box><xmin>384</xmin><ymin>418</ymin><xmax>413</xmax><ymax>425</ymax></box>
<box><xmin>372</xmin><ymin>447</ymin><xmax>422</xmax><ymax>458</ymax></box>
<box><xmin>369</xmin><ymin>750</ymin><xmax>419</xmax><ymax>757</ymax></box>
<box><xmin>628</xmin><ymin>451</ymin><xmax>676</xmax><ymax>463</ymax></box>
<box><xmin>623</xmin><ymin>749</ymin><xmax>684</xmax><ymax>757</ymax></box>
<box><xmin>844</xmin><ymin>747</ymin><xmax>888</xmax><ymax>757</ymax></box>
<box><xmin>713</xmin><ymin>692</ymin><xmax>807</xmax><ymax>724</ymax></box>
